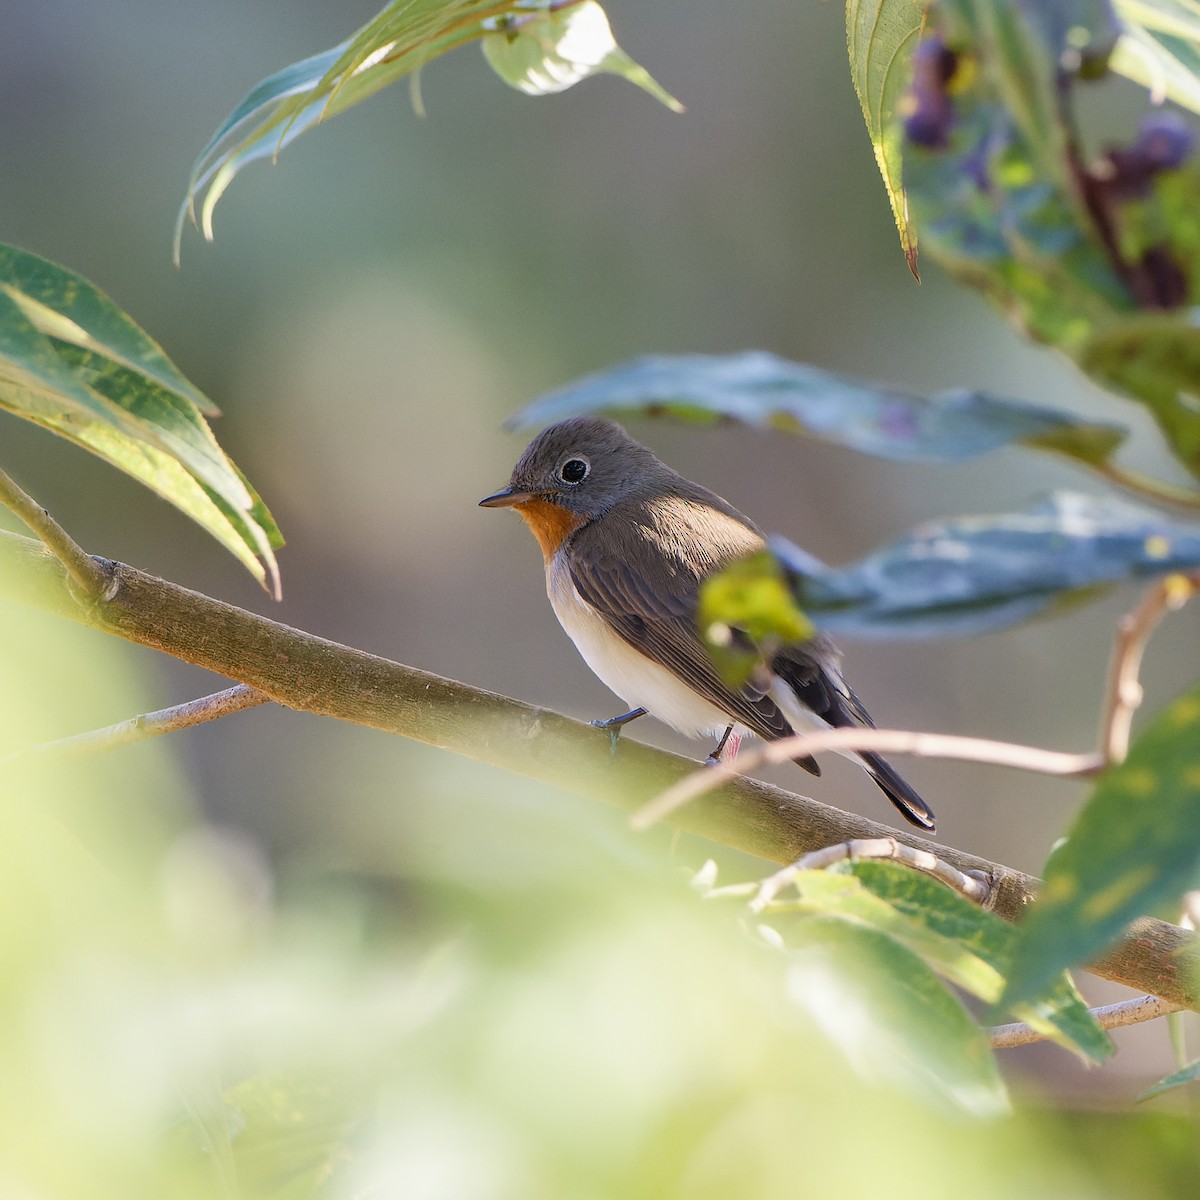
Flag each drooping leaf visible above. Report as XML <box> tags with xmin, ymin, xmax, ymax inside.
<box><xmin>177</xmin><ymin>0</ymin><xmax>678</xmax><ymax>256</ymax></box>
<box><xmin>900</xmin><ymin>1</ymin><xmax>1200</xmax><ymax>479</ymax></box>
<box><xmin>766</xmin><ymin>862</ymin><xmax>1110</xmax><ymax>1062</ymax></box>
<box><xmin>0</xmin><ymin>244</ymin><xmax>281</xmax><ymax>593</ymax></box>
<box><xmin>773</xmin><ymin>491</ymin><xmax>1200</xmax><ymax>639</ymax></box>
<box><xmin>784</xmin><ymin>915</ymin><xmax>1009</xmax><ymax>1117</ymax></box>
<box><xmin>846</xmin><ymin>0</ymin><xmax>926</xmax><ymax>274</ymax></box>
<box><xmin>1000</xmin><ymin>680</ymin><xmax>1200</xmax><ymax>1013</ymax></box>
<box><xmin>1112</xmin><ymin>0</ymin><xmax>1200</xmax><ymax>115</ymax></box>
<box><xmin>507</xmin><ymin>351</ymin><xmax>1128</xmax><ymax>467</ymax></box>
<box><xmin>1140</xmin><ymin>1057</ymin><xmax>1200</xmax><ymax>1101</ymax></box>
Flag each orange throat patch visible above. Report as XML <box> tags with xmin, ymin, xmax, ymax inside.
<box><xmin>513</xmin><ymin>497</ymin><xmax>586</xmax><ymax>561</ymax></box>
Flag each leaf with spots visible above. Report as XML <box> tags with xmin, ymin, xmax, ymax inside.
<box><xmin>775</xmin><ymin>491</ymin><xmax>1200</xmax><ymax>639</ymax></box>
<box><xmin>1000</xmin><ymin>680</ymin><xmax>1200</xmax><ymax>1012</ymax></box>
<box><xmin>0</xmin><ymin>244</ymin><xmax>282</xmax><ymax>594</ymax></box>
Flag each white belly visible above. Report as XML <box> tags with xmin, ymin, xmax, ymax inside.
<box><xmin>546</xmin><ymin>553</ymin><xmax>735</xmax><ymax>740</ymax></box>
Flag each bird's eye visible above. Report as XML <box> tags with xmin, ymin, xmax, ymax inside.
<box><xmin>559</xmin><ymin>457</ymin><xmax>590</xmax><ymax>484</ymax></box>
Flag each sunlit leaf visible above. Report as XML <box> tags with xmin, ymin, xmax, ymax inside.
<box><xmin>773</xmin><ymin>491</ymin><xmax>1200</xmax><ymax>639</ymax></box>
<box><xmin>846</xmin><ymin>0</ymin><xmax>926</xmax><ymax>274</ymax></box>
<box><xmin>785</xmin><ymin>915</ymin><xmax>1009</xmax><ymax>1117</ymax></box>
<box><xmin>0</xmin><ymin>244</ymin><xmax>281</xmax><ymax>593</ymax></box>
<box><xmin>767</xmin><ymin>863</ymin><xmax>1110</xmax><ymax>1062</ymax></box>
<box><xmin>1001</xmin><ymin>680</ymin><xmax>1200</xmax><ymax>1012</ymax></box>
<box><xmin>507</xmin><ymin>351</ymin><xmax>1127</xmax><ymax>467</ymax></box>
<box><xmin>177</xmin><ymin>0</ymin><xmax>677</xmax><ymax>256</ymax></box>
<box><xmin>481</xmin><ymin>1</ymin><xmax>682</xmax><ymax>109</ymax></box>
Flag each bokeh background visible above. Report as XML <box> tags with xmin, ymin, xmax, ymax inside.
<box><xmin>2</xmin><ymin>0</ymin><xmax>1198</xmax><ymax>1107</ymax></box>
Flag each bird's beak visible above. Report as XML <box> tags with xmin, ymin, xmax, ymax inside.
<box><xmin>478</xmin><ymin>485</ymin><xmax>536</xmax><ymax>508</ymax></box>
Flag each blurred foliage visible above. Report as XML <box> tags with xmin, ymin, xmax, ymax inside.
<box><xmin>0</xmin><ymin>244</ymin><xmax>281</xmax><ymax>594</ymax></box>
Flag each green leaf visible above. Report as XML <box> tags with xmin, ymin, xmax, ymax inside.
<box><xmin>507</xmin><ymin>351</ymin><xmax>1127</xmax><ymax>467</ymax></box>
<box><xmin>784</xmin><ymin>915</ymin><xmax>1009</xmax><ymax>1117</ymax></box>
<box><xmin>768</xmin><ymin>862</ymin><xmax>1110</xmax><ymax>1062</ymax></box>
<box><xmin>696</xmin><ymin>551</ymin><xmax>815</xmax><ymax>688</ymax></box>
<box><xmin>0</xmin><ymin>244</ymin><xmax>281</xmax><ymax>593</ymax></box>
<box><xmin>1140</xmin><ymin>1057</ymin><xmax>1200</xmax><ymax>1101</ymax></box>
<box><xmin>901</xmin><ymin>1</ymin><xmax>1200</xmax><ymax>479</ymax></box>
<box><xmin>846</xmin><ymin>0</ymin><xmax>926</xmax><ymax>275</ymax></box>
<box><xmin>1112</xmin><ymin>0</ymin><xmax>1200</xmax><ymax>116</ymax></box>
<box><xmin>177</xmin><ymin>0</ymin><xmax>678</xmax><ymax>255</ymax></box>
<box><xmin>775</xmin><ymin>491</ymin><xmax>1200</xmax><ymax>639</ymax></box>
<box><xmin>1001</xmin><ymin>681</ymin><xmax>1200</xmax><ymax>1013</ymax></box>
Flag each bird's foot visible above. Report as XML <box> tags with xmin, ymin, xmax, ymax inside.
<box><xmin>704</xmin><ymin>726</ymin><xmax>742</xmax><ymax>767</ymax></box>
<box><xmin>589</xmin><ymin>707</ymin><xmax>648</xmax><ymax>758</ymax></box>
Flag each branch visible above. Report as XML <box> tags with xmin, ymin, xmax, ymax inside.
<box><xmin>0</xmin><ymin>527</ymin><xmax>1196</xmax><ymax>1006</ymax></box>
<box><xmin>3</xmin><ymin>684</ymin><xmax>267</xmax><ymax>760</ymax></box>
<box><xmin>0</xmin><ymin>464</ymin><xmax>112</xmax><ymax>599</ymax></box>
<box><xmin>990</xmin><ymin>994</ymin><xmax>1184</xmax><ymax>1049</ymax></box>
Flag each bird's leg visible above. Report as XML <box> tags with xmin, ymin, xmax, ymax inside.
<box><xmin>589</xmin><ymin>707</ymin><xmax>648</xmax><ymax>757</ymax></box>
<box><xmin>704</xmin><ymin>725</ymin><xmax>742</xmax><ymax>767</ymax></box>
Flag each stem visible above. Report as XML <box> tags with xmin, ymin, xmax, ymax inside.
<box><xmin>1094</xmin><ymin>461</ymin><xmax>1200</xmax><ymax>512</ymax></box>
<box><xmin>0</xmin><ymin>527</ymin><xmax>1196</xmax><ymax>1007</ymax></box>
<box><xmin>0</xmin><ymin>465</ymin><xmax>111</xmax><ymax>599</ymax></box>
<box><xmin>1098</xmin><ymin>574</ymin><xmax>1200</xmax><ymax>764</ymax></box>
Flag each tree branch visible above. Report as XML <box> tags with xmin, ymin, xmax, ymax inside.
<box><xmin>3</xmin><ymin>684</ymin><xmax>267</xmax><ymax>760</ymax></box>
<box><xmin>0</xmin><ymin>527</ymin><xmax>1195</xmax><ymax>1007</ymax></box>
<box><xmin>990</xmin><ymin>994</ymin><xmax>1184</xmax><ymax>1049</ymax></box>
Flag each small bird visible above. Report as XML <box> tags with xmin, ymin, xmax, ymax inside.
<box><xmin>479</xmin><ymin>416</ymin><xmax>935</xmax><ymax>831</ymax></box>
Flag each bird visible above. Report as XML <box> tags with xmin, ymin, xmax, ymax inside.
<box><xmin>479</xmin><ymin>415</ymin><xmax>935</xmax><ymax>831</ymax></box>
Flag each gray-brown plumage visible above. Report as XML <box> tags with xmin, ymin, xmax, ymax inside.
<box><xmin>480</xmin><ymin>415</ymin><xmax>935</xmax><ymax>831</ymax></box>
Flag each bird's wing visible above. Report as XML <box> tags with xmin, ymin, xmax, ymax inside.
<box><xmin>566</xmin><ymin>497</ymin><xmax>800</xmax><ymax>746</ymax></box>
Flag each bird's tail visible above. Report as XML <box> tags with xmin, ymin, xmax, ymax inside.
<box><xmin>859</xmin><ymin>751</ymin><xmax>936</xmax><ymax>832</ymax></box>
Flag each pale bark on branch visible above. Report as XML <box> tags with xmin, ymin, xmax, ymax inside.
<box><xmin>0</xmin><ymin>528</ymin><xmax>1195</xmax><ymax>1008</ymax></box>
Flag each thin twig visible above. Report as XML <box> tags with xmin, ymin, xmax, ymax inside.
<box><xmin>632</xmin><ymin>729</ymin><xmax>1103</xmax><ymax>831</ymax></box>
<box><xmin>990</xmin><ymin>994</ymin><xmax>1183</xmax><ymax>1049</ymax></box>
<box><xmin>750</xmin><ymin>836</ymin><xmax>991</xmax><ymax>913</ymax></box>
<box><xmin>3</xmin><ymin>685</ymin><xmax>268</xmax><ymax>760</ymax></box>
<box><xmin>0</xmin><ymin>464</ymin><xmax>111</xmax><ymax>599</ymax></box>
<box><xmin>1097</xmin><ymin>573</ymin><xmax>1200</xmax><ymax>764</ymax></box>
